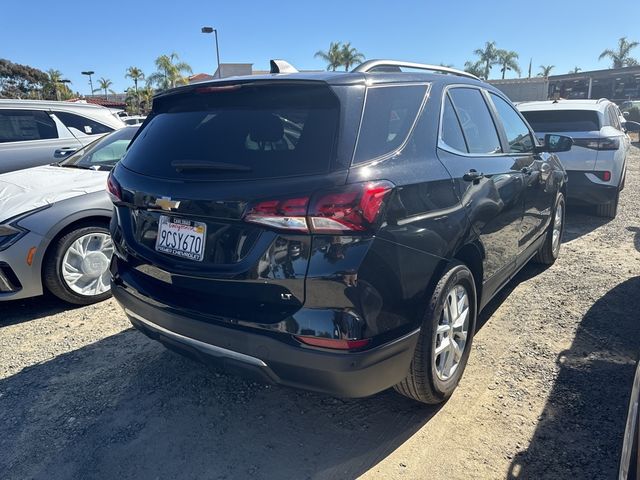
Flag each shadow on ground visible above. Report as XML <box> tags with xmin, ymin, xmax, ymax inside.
<box><xmin>562</xmin><ymin>205</ymin><xmax>611</xmax><ymax>242</ymax></box>
<box><xmin>0</xmin><ymin>328</ymin><xmax>439</xmax><ymax>480</ymax></box>
<box><xmin>507</xmin><ymin>276</ymin><xmax>640</xmax><ymax>479</ymax></box>
<box><xmin>0</xmin><ymin>293</ymin><xmax>81</xmax><ymax>327</ymax></box>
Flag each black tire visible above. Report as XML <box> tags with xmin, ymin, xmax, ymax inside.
<box><xmin>394</xmin><ymin>262</ymin><xmax>477</xmax><ymax>404</ymax></box>
<box><xmin>43</xmin><ymin>225</ymin><xmax>113</xmax><ymax>305</ymax></box>
<box><xmin>534</xmin><ymin>192</ymin><xmax>565</xmax><ymax>265</ymax></box>
<box><xmin>595</xmin><ymin>189</ymin><xmax>619</xmax><ymax>219</ymax></box>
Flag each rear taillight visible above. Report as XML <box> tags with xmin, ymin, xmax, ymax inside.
<box><xmin>243</xmin><ymin>181</ymin><xmax>394</xmax><ymax>234</ymax></box>
<box><xmin>107</xmin><ymin>171</ymin><xmax>122</xmax><ymax>202</ymax></box>
<box><xmin>573</xmin><ymin>137</ymin><xmax>620</xmax><ymax>150</ymax></box>
<box><xmin>295</xmin><ymin>335</ymin><xmax>371</xmax><ymax>350</ymax></box>
<box><xmin>593</xmin><ymin>170</ymin><xmax>612</xmax><ymax>182</ymax></box>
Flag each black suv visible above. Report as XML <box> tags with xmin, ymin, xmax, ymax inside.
<box><xmin>108</xmin><ymin>60</ymin><xmax>571</xmax><ymax>404</ymax></box>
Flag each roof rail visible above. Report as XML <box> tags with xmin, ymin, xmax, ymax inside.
<box><xmin>353</xmin><ymin>60</ymin><xmax>480</xmax><ymax>81</ymax></box>
<box><xmin>596</xmin><ymin>98</ymin><xmax>610</xmax><ymax>103</ymax></box>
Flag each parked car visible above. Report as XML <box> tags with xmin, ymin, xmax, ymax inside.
<box><xmin>122</xmin><ymin>115</ymin><xmax>146</xmax><ymax>126</ymax></box>
<box><xmin>108</xmin><ymin>59</ymin><xmax>571</xmax><ymax>404</ymax></box>
<box><xmin>620</xmin><ymin>359</ymin><xmax>640</xmax><ymax>479</ymax></box>
<box><xmin>0</xmin><ymin>126</ymin><xmax>138</xmax><ymax>304</ymax></box>
<box><xmin>518</xmin><ymin>99</ymin><xmax>640</xmax><ymax>218</ymax></box>
<box><xmin>0</xmin><ymin>100</ymin><xmax>126</xmax><ymax>174</ymax></box>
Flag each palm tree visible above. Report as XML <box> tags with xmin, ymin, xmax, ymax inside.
<box><xmin>537</xmin><ymin>65</ymin><xmax>555</xmax><ymax>77</ymax></box>
<box><xmin>138</xmin><ymin>86</ymin><xmax>155</xmax><ymax>114</ymax></box>
<box><xmin>569</xmin><ymin>66</ymin><xmax>581</xmax><ymax>74</ymax></box>
<box><xmin>464</xmin><ymin>60</ymin><xmax>485</xmax><ymax>79</ymax></box>
<box><xmin>473</xmin><ymin>41</ymin><xmax>500</xmax><ymax>80</ymax></box>
<box><xmin>45</xmin><ymin>69</ymin><xmax>63</xmax><ymax>100</ymax></box>
<box><xmin>94</xmin><ymin>77</ymin><xmax>114</xmax><ymax>99</ymax></box>
<box><xmin>125</xmin><ymin>66</ymin><xmax>145</xmax><ymax>113</ymax></box>
<box><xmin>340</xmin><ymin>42</ymin><xmax>365</xmax><ymax>71</ymax></box>
<box><xmin>599</xmin><ymin>37</ymin><xmax>639</xmax><ymax>68</ymax></box>
<box><xmin>497</xmin><ymin>50</ymin><xmax>521</xmax><ymax>79</ymax></box>
<box><xmin>147</xmin><ymin>53</ymin><xmax>193</xmax><ymax>91</ymax></box>
<box><xmin>314</xmin><ymin>42</ymin><xmax>343</xmax><ymax>71</ymax></box>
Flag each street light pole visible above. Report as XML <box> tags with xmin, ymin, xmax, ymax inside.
<box><xmin>81</xmin><ymin>71</ymin><xmax>95</xmax><ymax>97</ymax></box>
<box><xmin>201</xmin><ymin>26</ymin><xmax>221</xmax><ymax>78</ymax></box>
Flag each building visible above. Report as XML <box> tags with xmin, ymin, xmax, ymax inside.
<box><xmin>490</xmin><ymin>66</ymin><xmax>640</xmax><ymax>103</ymax></box>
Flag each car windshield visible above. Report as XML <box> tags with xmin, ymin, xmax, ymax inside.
<box><xmin>520</xmin><ymin>109</ymin><xmax>600</xmax><ymax>132</ymax></box>
<box><xmin>60</xmin><ymin>126</ymin><xmax>138</xmax><ymax>170</ymax></box>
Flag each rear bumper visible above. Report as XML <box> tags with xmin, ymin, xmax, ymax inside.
<box><xmin>112</xmin><ymin>283</ymin><xmax>419</xmax><ymax>398</ymax></box>
<box><xmin>566</xmin><ymin>170</ymin><xmax>619</xmax><ymax>206</ymax></box>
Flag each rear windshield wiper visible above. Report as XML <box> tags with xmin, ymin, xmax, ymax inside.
<box><xmin>171</xmin><ymin>160</ymin><xmax>252</xmax><ymax>173</ymax></box>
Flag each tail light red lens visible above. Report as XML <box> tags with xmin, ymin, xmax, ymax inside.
<box><xmin>594</xmin><ymin>170</ymin><xmax>612</xmax><ymax>182</ymax></box>
<box><xmin>573</xmin><ymin>137</ymin><xmax>620</xmax><ymax>150</ymax></box>
<box><xmin>243</xmin><ymin>181</ymin><xmax>394</xmax><ymax>234</ymax></box>
<box><xmin>107</xmin><ymin>171</ymin><xmax>122</xmax><ymax>202</ymax></box>
<box><xmin>295</xmin><ymin>335</ymin><xmax>371</xmax><ymax>350</ymax></box>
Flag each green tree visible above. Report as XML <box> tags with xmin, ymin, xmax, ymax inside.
<box><xmin>569</xmin><ymin>66</ymin><xmax>582</xmax><ymax>74</ymax></box>
<box><xmin>0</xmin><ymin>59</ymin><xmax>48</xmax><ymax>99</ymax></box>
<box><xmin>340</xmin><ymin>42</ymin><xmax>365</xmax><ymax>71</ymax></box>
<box><xmin>147</xmin><ymin>53</ymin><xmax>192</xmax><ymax>91</ymax></box>
<box><xmin>496</xmin><ymin>50</ymin><xmax>521</xmax><ymax>79</ymax></box>
<box><xmin>463</xmin><ymin>60</ymin><xmax>485</xmax><ymax>78</ymax></box>
<box><xmin>94</xmin><ymin>77</ymin><xmax>115</xmax><ymax>98</ymax></box>
<box><xmin>473</xmin><ymin>41</ymin><xmax>500</xmax><ymax>79</ymax></box>
<box><xmin>138</xmin><ymin>85</ymin><xmax>155</xmax><ymax>114</ymax></box>
<box><xmin>125</xmin><ymin>66</ymin><xmax>145</xmax><ymax>113</ymax></box>
<box><xmin>314</xmin><ymin>42</ymin><xmax>343</xmax><ymax>71</ymax></box>
<box><xmin>43</xmin><ymin>69</ymin><xmax>73</xmax><ymax>101</ymax></box>
<box><xmin>537</xmin><ymin>65</ymin><xmax>555</xmax><ymax>77</ymax></box>
<box><xmin>599</xmin><ymin>37</ymin><xmax>639</xmax><ymax>68</ymax></box>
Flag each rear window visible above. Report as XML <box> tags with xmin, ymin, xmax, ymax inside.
<box><xmin>353</xmin><ymin>85</ymin><xmax>427</xmax><ymax>163</ymax></box>
<box><xmin>520</xmin><ymin>110</ymin><xmax>600</xmax><ymax>132</ymax></box>
<box><xmin>122</xmin><ymin>84</ymin><xmax>340</xmax><ymax>180</ymax></box>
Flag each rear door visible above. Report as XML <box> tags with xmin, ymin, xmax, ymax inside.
<box><xmin>436</xmin><ymin>86</ymin><xmax>524</xmax><ymax>295</ymax></box>
<box><xmin>487</xmin><ymin>92</ymin><xmax>553</xmax><ymax>253</ymax></box>
<box><xmin>0</xmin><ymin>108</ymin><xmax>83</xmax><ymax>173</ymax></box>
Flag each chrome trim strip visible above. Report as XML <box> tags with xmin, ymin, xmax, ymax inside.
<box><xmin>125</xmin><ymin>309</ymin><xmax>268</xmax><ymax>367</ymax></box>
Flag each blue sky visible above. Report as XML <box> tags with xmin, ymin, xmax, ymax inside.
<box><xmin>2</xmin><ymin>0</ymin><xmax>639</xmax><ymax>94</ymax></box>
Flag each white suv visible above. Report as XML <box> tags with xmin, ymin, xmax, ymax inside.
<box><xmin>518</xmin><ymin>99</ymin><xmax>640</xmax><ymax>218</ymax></box>
<box><xmin>0</xmin><ymin>100</ymin><xmax>126</xmax><ymax>174</ymax></box>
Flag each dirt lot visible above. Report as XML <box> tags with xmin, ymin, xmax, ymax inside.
<box><xmin>2</xmin><ymin>147</ymin><xmax>640</xmax><ymax>480</ymax></box>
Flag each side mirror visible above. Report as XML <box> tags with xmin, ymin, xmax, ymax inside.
<box><xmin>623</xmin><ymin>120</ymin><xmax>640</xmax><ymax>133</ymax></box>
<box><xmin>538</xmin><ymin>134</ymin><xmax>573</xmax><ymax>153</ymax></box>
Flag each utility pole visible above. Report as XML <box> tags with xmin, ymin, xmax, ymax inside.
<box><xmin>81</xmin><ymin>71</ymin><xmax>95</xmax><ymax>96</ymax></box>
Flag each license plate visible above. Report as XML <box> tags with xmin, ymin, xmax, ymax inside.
<box><xmin>155</xmin><ymin>215</ymin><xmax>207</xmax><ymax>262</ymax></box>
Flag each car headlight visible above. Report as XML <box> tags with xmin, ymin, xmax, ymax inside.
<box><xmin>0</xmin><ymin>205</ymin><xmax>51</xmax><ymax>252</ymax></box>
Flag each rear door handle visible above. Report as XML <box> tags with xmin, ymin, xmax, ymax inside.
<box><xmin>463</xmin><ymin>169</ymin><xmax>484</xmax><ymax>182</ymax></box>
<box><xmin>54</xmin><ymin>147</ymin><xmax>77</xmax><ymax>158</ymax></box>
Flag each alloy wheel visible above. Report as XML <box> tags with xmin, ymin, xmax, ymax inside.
<box><xmin>433</xmin><ymin>284</ymin><xmax>470</xmax><ymax>381</ymax></box>
<box><xmin>61</xmin><ymin>233</ymin><xmax>114</xmax><ymax>296</ymax></box>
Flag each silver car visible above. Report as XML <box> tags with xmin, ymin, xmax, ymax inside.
<box><xmin>518</xmin><ymin>99</ymin><xmax>640</xmax><ymax>218</ymax></box>
<box><xmin>0</xmin><ymin>126</ymin><xmax>138</xmax><ymax>304</ymax></box>
<box><xmin>0</xmin><ymin>100</ymin><xmax>126</xmax><ymax>174</ymax></box>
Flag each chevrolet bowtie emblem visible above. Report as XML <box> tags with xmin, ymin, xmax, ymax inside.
<box><xmin>153</xmin><ymin>196</ymin><xmax>181</xmax><ymax>211</ymax></box>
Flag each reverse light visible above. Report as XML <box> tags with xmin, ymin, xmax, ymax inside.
<box><xmin>107</xmin><ymin>171</ymin><xmax>122</xmax><ymax>202</ymax></box>
<box><xmin>295</xmin><ymin>335</ymin><xmax>371</xmax><ymax>350</ymax></box>
<box><xmin>242</xmin><ymin>181</ymin><xmax>395</xmax><ymax>234</ymax></box>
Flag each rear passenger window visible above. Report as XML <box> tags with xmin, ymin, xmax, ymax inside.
<box><xmin>53</xmin><ymin>111</ymin><xmax>113</xmax><ymax>136</ymax></box>
<box><xmin>0</xmin><ymin>109</ymin><xmax>57</xmax><ymax>143</ymax></box>
<box><xmin>440</xmin><ymin>95</ymin><xmax>468</xmax><ymax>153</ymax></box>
<box><xmin>353</xmin><ymin>85</ymin><xmax>427</xmax><ymax>163</ymax></box>
<box><xmin>490</xmin><ymin>93</ymin><xmax>534</xmax><ymax>153</ymax></box>
<box><xmin>448</xmin><ymin>88</ymin><xmax>502</xmax><ymax>154</ymax></box>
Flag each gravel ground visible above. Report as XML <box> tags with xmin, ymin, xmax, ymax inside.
<box><xmin>1</xmin><ymin>146</ymin><xmax>640</xmax><ymax>480</ymax></box>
